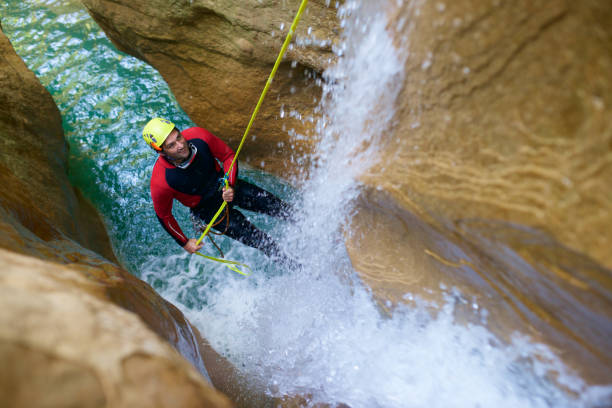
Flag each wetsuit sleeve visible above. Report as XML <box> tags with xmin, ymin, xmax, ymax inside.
<box><xmin>202</xmin><ymin>130</ymin><xmax>238</xmax><ymax>186</ymax></box>
<box><xmin>151</xmin><ymin>184</ymin><xmax>189</xmax><ymax>247</ymax></box>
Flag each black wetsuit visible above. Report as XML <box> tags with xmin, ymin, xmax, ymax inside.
<box><xmin>150</xmin><ymin>126</ymin><xmax>292</xmax><ymax>260</ymax></box>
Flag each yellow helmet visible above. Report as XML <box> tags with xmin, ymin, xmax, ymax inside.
<box><xmin>142</xmin><ymin>117</ymin><xmax>175</xmax><ymax>151</ymax></box>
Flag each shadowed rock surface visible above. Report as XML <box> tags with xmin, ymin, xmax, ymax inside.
<box><xmin>347</xmin><ymin>0</ymin><xmax>612</xmax><ymax>384</ymax></box>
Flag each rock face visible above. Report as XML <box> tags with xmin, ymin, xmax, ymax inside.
<box><xmin>0</xmin><ymin>26</ymin><xmax>232</xmax><ymax>407</ymax></box>
<box><xmin>0</xmin><ymin>21</ymin><xmax>111</xmax><ymax>261</ymax></box>
<box><xmin>0</xmin><ymin>249</ymin><xmax>232</xmax><ymax>408</ymax></box>
<box><xmin>81</xmin><ymin>0</ymin><xmax>339</xmax><ymax>174</ymax></box>
<box><xmin>348</xmin><ymin>0</ymin><xmax>612</xmax><ymax>383</ymax></box>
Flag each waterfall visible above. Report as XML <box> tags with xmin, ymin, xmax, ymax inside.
<box><xmin>147</xmin><ymin>2</ymin><xmax>610</xmax><ymax>407</ymax></box>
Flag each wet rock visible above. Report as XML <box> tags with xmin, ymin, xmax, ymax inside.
<box><xmin>348</xmin><ymin>0</ymin><xmax>612</xmax><ymax>384</ymax></box>
<box><xmin>74</xmin><ymin>0</ymin><xmax>612</xmax><ymax>391</ymax></box>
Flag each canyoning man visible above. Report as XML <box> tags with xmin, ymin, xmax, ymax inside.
<box><xmin>142</xmin><ymin>117</ymin><xmax>294</xmax><ymax>264</ymax></box>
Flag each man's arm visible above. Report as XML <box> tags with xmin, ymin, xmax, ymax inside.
<box><xmin>199</xmin><ymin>128</ymin><xmax>238</xmax><ymax>186</ymax></box>
<box><xmin>182</xmin><ymin>238</ymin><xmax>203</xmax><ymax>254</ymax></box>
<box><xmin>154</xmin><ymin>213</ymin><xmax>188</xmax><ymax>246</ymax></box>
<box><xmin>152</xmin><ymin>185</ymin><xmax>202</xmax><ymax>252</ymax></box>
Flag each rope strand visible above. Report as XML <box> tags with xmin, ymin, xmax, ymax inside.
<box><xmin>193</xmin><ymin>0</ymin><xmax>309</xmax><ymax>276</ymax></box>
<box><xmin>195</xmin><ymin>0</ymin><xmax>309</xmax><ymax>247</ymax></box>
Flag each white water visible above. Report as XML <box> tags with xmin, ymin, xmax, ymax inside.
<box><xmin>141</xmin><ymin>1</ymin><xmax>612</xmax><ymax>407</ymax></box>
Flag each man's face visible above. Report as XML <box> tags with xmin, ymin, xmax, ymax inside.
<box><xmin>161</xmin><ymin>129</ymin><xmax>190</xmax><ymax>161</ymax></box>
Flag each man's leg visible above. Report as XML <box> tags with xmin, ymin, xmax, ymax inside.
<box><xmin>233</xmin><ymin>180</ymin><xmax>293</xmax><ymax>219</ymax></box>
<box><xmin>192</xmin><ymin>193</ymin><xmax>301</xmax><ymax>268</ymax></box>
<box><xmin>219</xmin><ymin>207</ymin><xmax>286</xmax><ymax>259</ymax></box>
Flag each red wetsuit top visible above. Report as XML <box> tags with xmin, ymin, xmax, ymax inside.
<box><xmin>150</xmin><ymin>127</ymin><xmax>237</xmax><ymax>247</ymax></box>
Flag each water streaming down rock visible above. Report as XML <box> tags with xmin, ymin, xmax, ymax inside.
<box><xmin>3</xmin><ymin>0</ymin><xmax>612</xmax><ymax>406</ymax></box>
<box><xmin>146</xmin><ymin>2</ymin><xmax>612</xmax><ymax>406</ymax></box>
<box><xmin>345</xmin><ymin>0</ymin><xmax>612</xmax><ymax>389</ymax></box>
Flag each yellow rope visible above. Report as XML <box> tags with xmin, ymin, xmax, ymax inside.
<box><xmin>194</xmin><ymin>0</ymin><xmax>309</xmax><ymax>275</ymax></box>
<box><xmin>194</xmin><ymin>252</ymin><xmax>252</xmax><ymax>276</ymax></box>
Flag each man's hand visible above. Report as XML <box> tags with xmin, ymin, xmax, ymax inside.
<box><xmin>222</xmin><ymin>186</ymin><xmax>234</xmax><ymax>202</ymax></box>
<box><xmin>183</xmin><ymin>238</ymin><xmax>203</xmax><ymax>254</ymax></box>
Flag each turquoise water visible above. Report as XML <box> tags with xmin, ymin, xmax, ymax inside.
<box><xmin>3</xmin><ymin>1</ymin><xmax>611</xmax><ymax>407</ymax></box>
<box><xmin>0</xmin><ymin>0</ymin><xmax>293</xmax><ymax>281</ymax></box>
<box><xmin>1</xmin><ymin>0</ymin><xmax>189</xmax><ymax>272</ymax></box>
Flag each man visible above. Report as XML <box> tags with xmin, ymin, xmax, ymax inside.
<box><xmin>143</xmin><ymin>117</ymin><xmax>294</xmax><ymax>265</ymax></box>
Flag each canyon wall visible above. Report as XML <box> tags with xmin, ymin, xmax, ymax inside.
<box><xmin>81</xmin><ymin>0</ymin><xmax>339</xmax><ymax>173</ymax></box>
<box><xmin>348</xmin><ymin>0</ymin><xmax>612</xmax><ymax>383</ymax></box>
<box><xmin>0</xmin><ymin>24</ymin><xmax>232</xmax><ymax>407</ymax></box>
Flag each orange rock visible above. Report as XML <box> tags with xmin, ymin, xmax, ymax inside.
<box><xmin>0</xmin><ymin>248</ymin><xmax>232</xmax><ymax>408</ymax></box>
<box><xmin>350</xmin><ymin>0</ymin><xmax>612</xmax><ymax>384</ymax></box>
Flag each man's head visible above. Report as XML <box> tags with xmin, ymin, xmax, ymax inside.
<box><xmin>142</xmin><ymin>117</ymin><xmax>190</xmax><ymax>162</ymax></box>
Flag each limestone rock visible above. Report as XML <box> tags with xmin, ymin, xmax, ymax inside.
<box><xmin>0</xmin><ymin>248</ymin><xmax>232</xmax><ymax>408</ymax></box>
<box><xmin>80</xmin><ymin>0</ymin><xmax>340</xmax><ymax>174</ymax></box>
<box><xmin>0</xmin><ymin>20</ymin><xmax>116</xmax><ymax>261</ymax></box>
<box><xmin>348</xmin><ymin>0</ymin><xmax>612</xmax><ymax>383</ymax></box>
<box><xmin>54</xmin><ymin>0</ymin><xmax>612</xmax><ymax>390</ymax></box>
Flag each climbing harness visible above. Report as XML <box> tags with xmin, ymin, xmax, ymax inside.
<box><xmin>194</xmin><ymin>0</ymin><xmax>309</xmax><ymax>276</ymax></box>
<box><xmin>191</xmin><ymin>207</ymin><xmax>229</xmax><ymax>257</ymax></box>
<box><xmin>192</xmin><ymin>204</ymin><xmax>252</xmax><ymax>276</ymax></box>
